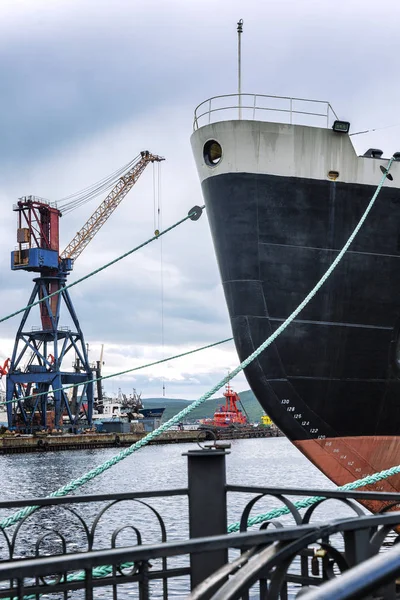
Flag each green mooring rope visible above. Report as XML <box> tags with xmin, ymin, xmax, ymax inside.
<box><xmin>228</xmin><ymin>464</ymin><xmax>400</xmax><ymax>532</ymax></box>
<box><xmin>0</xmin><ymin>337</ymin><xmax>234</xmax><ymax>406</ymax></box>
<box><xmin>0</xmin><ymin>159</ymin><xmax>397</xmax><ymax>596</ymax></box>
<box><xmin>0</xmin><ymin>206</ymin><xmax>203</xmax><ymax>326</ymax></box>
<box><xmin>0</xmin><ymin>158</ymin><xmax>394</xmax><ymax>532</ymax></box>
<box><xmin>7</xmin><ymin>464</ymin><xmax>400</xmax><ymax>600</ymax></box>
<box><xmin>65</xmin><ymin>464</ymin><xmax>400</xmax><ymax>585</ymax></box>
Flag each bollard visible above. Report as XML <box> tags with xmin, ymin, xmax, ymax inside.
<box><xmin>343</xmin><ymin>528</ymin><xmax>372</xmax><ymax>566</ymax></box>
<box><xmin>184</xmin><ymin>446</ymin><xmax>229</xmax><ymax>594</ymax></box>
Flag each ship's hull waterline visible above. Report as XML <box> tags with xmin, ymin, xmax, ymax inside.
<box><xmin>191</xmin><ymin>116</ymin><xmax>400</xmax><ymax>504</ymax></box>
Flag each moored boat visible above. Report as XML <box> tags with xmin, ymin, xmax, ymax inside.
<box><xmin>191</xmin><ymin>93</ymin><xmax>400</xmax><ymax>512</ymax></box>
<box><xmin>199</xmin><ymin>384</ymin><xmax>248</xmax><ymax>430</ymax></box>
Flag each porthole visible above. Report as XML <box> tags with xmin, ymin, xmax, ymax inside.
<box><xmin>203</xmin><ymin>140</ymin><xmax>222</xmax><ymax>167</ymax></box>
<box><xmin>328</xmin><ymin>171</ymin><xmax>339</xmax><ymax>181</ymax></box>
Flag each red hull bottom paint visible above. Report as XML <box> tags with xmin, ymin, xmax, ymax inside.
<box><xmin>293</xmin><ymin>437</ymin><xmax>400</xmax><ymax>514</ymax></box>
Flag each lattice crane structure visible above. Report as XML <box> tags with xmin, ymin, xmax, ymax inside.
<box><xmin>6</xmin><ymin>151</ymin><xmax>163</xmax><ymax>432</ymax></box>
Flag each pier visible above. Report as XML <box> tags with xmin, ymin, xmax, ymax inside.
<box><xmin>1</xmin><ymin>443</ymin><xmax>400</xmax><ymax>598</ymax></box>
<box><xmin>0</xmin><ymin>427</ymin><xmax>281</xmax><ymax>453</ymax></box>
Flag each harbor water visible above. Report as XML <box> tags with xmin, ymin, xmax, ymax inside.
<box><xmin>0</xmin><ymin>437</ymin><xmax>335</xmax><ymax>499</ymax></box>
<box><xmin>0</xmin><ymin>438</ymin><xmax>363</xmax><ymax>598</ymax></box>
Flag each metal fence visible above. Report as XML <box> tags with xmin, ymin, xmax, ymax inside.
<box><xmin>1</xmin><ymin>445</ymin><xmax>400</xmax><ymax>598</ymax></box>
<box><xmin>193</xmin><ymin>94</ymin><xmax>339</xmax><ymax>131</ymax></box>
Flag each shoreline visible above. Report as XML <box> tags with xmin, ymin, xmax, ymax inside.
<box><xmin>0</xmin><ymin>427</ymin><xmax>282</xmax><ymax>454</ymax></box>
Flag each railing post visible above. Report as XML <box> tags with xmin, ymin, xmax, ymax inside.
<box><xmin>343</xmin><ymin>528</ymin><xmax>372</xmax><ymax>567</ymax></box>
<box><xmin>184</xmin><ymin>447</ymin><xmax>229</xmax><ymax>593</ymax></box>
<box><xmin>343</xmin><ymin>527</ymin><xmax>397</xmax><ymax>598</ymax></box>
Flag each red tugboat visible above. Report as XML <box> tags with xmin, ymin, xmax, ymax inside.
<box><xmin>200</xmin><ymin>385</ymin><xmax>248</xmax><ymax>430</ymax></box>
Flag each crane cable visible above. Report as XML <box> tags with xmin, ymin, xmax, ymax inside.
<box><xmin>158</xmin><ymin>161</ymin><xmax>166</xmax><ymax>397</ymax></box>
<box><xmin>57</xmin><ymin>155</ymin><xmax>140</xmax><ymax>207</ymax></box>
<box><xmin>152</xmin><ymin>161</ymin><xmax>166</xmax><ymax>396</ymax></box>
<box><xmin>54</xmin><ymin>155</ymin><xmax>141</xmax><ymax>214</ymax></box>
<box><xmin>153</xmin><ymin>162</ymin><xmax>157</xmax><ymax>233</ymax></box>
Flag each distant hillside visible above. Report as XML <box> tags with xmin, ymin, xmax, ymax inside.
<box><xmin>143</xmin><ymin>390</ymin><xmax>266</xmax><ymax>423</ymax></box>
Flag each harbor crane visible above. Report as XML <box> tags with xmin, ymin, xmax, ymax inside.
<box><xmin>6</xmin><ymin>151</ymin><xmax>164</xmax><ymax>432</ymax></box>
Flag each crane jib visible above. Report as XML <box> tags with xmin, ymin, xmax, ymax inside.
<box><xmin>60</xmin><ymin>151</ymin><xmax>164</xmax><ymax>264</ymax></box>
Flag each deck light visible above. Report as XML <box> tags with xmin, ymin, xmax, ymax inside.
<box><xmin>393</xmin><ymin>152</ymin><xmax>400</xmax><ymax>161</ymax></box>
<box><xmin>363</xmin><ymin>148</ymin><xmax>383</xmax><ymax>159</ymax></box>
<box><xmin>332</xmin><ymin>120</ymin><xmax>350</xmax><ymax>134</ymax></box>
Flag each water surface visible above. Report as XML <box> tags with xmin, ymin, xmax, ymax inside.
<box><xmin>0</xmin><ymin>438</ymin><xmax>362</xmax><ymax>598</ymax></box>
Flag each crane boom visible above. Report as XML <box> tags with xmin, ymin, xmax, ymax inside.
<box><xmin>60</xmin><ymin>151</ymin><xmax>164</xmax><ymax>262</ymax></box>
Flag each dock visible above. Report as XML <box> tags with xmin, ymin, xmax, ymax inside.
<box><xmin>0</xmin><ymin>426</ymin><xmax>282</xmax><ymax>453</ymax></box>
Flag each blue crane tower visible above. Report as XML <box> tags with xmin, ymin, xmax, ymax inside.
<box><xmin>6</xmin><ymin>151</ymin><xmax>164</xmax><ymax>432</ymax></box>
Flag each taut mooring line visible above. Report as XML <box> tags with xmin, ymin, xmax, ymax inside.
<box><xmin>0</xmin><ymin>159</ymin><xmax>395</xmax><ymax>531</ymax></box>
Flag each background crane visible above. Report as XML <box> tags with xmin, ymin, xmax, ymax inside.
<box><xmin>6</xmin><ymin>151</ymin><xmax>164</xmax><ymax>432</ymax></box>
<box><xmin>60</xmin><ymin>151</ymin><xmax>162</xmax><ymax>265</ymax></box>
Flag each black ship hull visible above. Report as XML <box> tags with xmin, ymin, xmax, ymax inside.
<box><xmin>191</xmin><ymin>110</ymin><xmax>400</xmax><ymax>509</ymax></box>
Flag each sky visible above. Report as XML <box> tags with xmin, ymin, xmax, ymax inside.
<box><xmin>0</xmin><ymin>0</ymin><xmax>400</xmax><ymax>401</ymax></box>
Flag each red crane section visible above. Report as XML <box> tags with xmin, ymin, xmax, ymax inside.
<box><xmin>0</xmin><ymin>359</ymin><xmax>10</xmax><ymax>378</ymax></box>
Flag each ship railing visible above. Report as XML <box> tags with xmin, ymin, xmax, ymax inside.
<box><xmin>193</xmin><ymin>93</ymin><xmax>339</xmax><ymax>131</ymax></box>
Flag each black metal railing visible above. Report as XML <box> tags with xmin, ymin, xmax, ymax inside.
<box><xmin>1</xmin><ymin>445</ymin><xmax>400</xmax><ymax>598</ymax></box>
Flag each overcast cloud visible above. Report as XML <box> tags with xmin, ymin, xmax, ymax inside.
<box><xmin>1</xmin><ymin>0</ymin><xmax>400</xmax><ymax>399</ymax></box>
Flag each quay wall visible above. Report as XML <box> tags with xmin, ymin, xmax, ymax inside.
<box><xmin>0</xmin><ymin>428</ymin><xmax>281</xmax><ymax>454</ymax></box>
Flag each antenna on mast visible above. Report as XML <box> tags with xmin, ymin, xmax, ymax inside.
<box><xmin>237</xmin><ymin>19</ymin><xmax>243</xmax><ymax>120</ymax></box>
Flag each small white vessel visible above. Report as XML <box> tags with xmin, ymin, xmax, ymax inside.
<box><xmin>0</xmin><ymin>391</ymin><xmax>7</xmax><ymax>426</ymax></box>
<box><xmin>93</xmin><ymin>388</ymin><xmax>144</xmax><ymax>422</ymax></box>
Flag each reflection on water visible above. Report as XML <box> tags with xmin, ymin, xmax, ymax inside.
<box><xmin>0</xmin><ymin>438</ymin><xmax>366</xmax><ymax>598</ymax></box>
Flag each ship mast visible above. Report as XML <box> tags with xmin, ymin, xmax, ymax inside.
<box><xmin>237</xmin><ymin>18</ymin><xmax>243</xmax><ymax>120</ymax></box>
